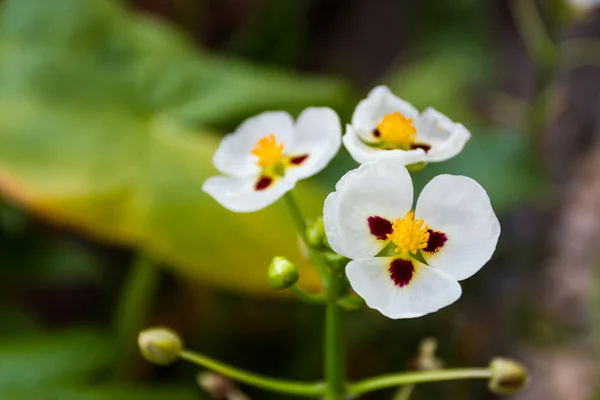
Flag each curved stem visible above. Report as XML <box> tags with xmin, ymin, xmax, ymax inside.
<box><xmin>289</xmin><ymin>285</ymin><xmax>327</xmax><ymax>305</ymax></box>
<box><xmin>113</xmin><ymin>252</ymin><xmax>160</xmax><ymax>380</ymax></box>
<box><xmin>283</xmin><ymin>192</ymin><xmax>330</xmax><ymax>288</ymax></box>
<box><xmin>348</xmin><ymin>368</ymin><xmax>491</xmax><ymax>397</ymax></box>
<box><xmin>180</xmin><ymin>350</ymin><xmax>325</xmax><ymax>397</ymax></box>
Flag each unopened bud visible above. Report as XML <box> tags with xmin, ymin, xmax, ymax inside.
<box><xmin>488</xmin><ymin>357</ymin><xmax>529</xmax><ymax>395</ymax></box>
<box><xmin>268</xmin><ymin>256</ymin><xmax>299</xmax><ymax>290</ymax></box>
<box><xmin>306</xmin><ymin>217</ymin><xmax>326</xmax><ymax>248</ymax></box>
<box><xmin>410</xmin><ymin>338</ymin><xmax>442</xmax><ymax>371</ymax></box>
<box><xmin>197</xmin><ymin>371</ymin><xmax>235</xmax><ymax>398</ymax></box>
<box><xmin>197</xmin><ymin>372</ymin><xmax>250</xmax><ymax>400</ymax></box>
<box><xmin>138</xmin><ymin>327</ymin><xmax>182</xmax><ymax>365</ymax></box>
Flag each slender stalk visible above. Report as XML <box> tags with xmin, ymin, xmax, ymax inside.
<box><xmin>392</xmin><ymin>384</ymin><xmax>415</xmax><ymax>400</ymax></box>
<box><xmin>289</xmin><ymin>285</ymin><xmax>327</xmax><ymax>305</ymax></box>
<box><xmin>113</xmin><ymin>253</ymin><xmax>160</xmax><ymax>379</ymax></box>
<box><xmin>283</xmin><ymin>191</ymin><xmax>346</xmax><ymax>398</ymax></box>
<box><xmin>180</xmin><ymin>350</ymin><xmax>325</xmax><ymax>397</ymax></box>
<box><xmin>283</xmin><ymin>192</ymin><xmax>330</xmax><ymax>288</ymax></box>
<box><xmin>324</xmin><ymin>275</ymin><xmax>345</xmax><ymax>400</ymax></box>
<box><xmin>348</xmin><ymin>368</ymin><xmax>492</xmax><ymax>397</ymax></box>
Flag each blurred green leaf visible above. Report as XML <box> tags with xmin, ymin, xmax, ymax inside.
<box><xmin>412</xmin><ymin>129</ymin><xmax>547</xmax><ymax>214</ymax></box>
<box><xmin>0</xmin><ymin>0</ymin><xmax>348</xmax><ymax>294</ymax></box>
<box><xmin>0</xmin><ymin>386</ymin><xmax>200</xmax><ymax>400</ymax></box>
<box><xmin>0</xmin><ymin>328</ymin><xmax>113</xmax><ymax>388</ymax></box>
<box><xmin>0</xmin><ymin>305</ymin><xmax>39</xmax><ymax>334</ymax></box>
<box><xmin>384</xmin><ymin>45</ymin><xmax>490</xmax><ymax>125</ymax></box>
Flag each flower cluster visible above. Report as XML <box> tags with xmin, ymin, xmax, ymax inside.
<box><xmin>203</xmin><ymin>86</ymin><xmax>500</xmax><ymax>319</ymax></box>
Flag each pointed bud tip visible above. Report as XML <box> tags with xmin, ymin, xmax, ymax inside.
<box><xmin>138</xmin><ymin>327</ymin><xmax>183</xmax><ymax>365</ymax></box>
<box><xmin>268</xmin><ymin>256</ymin><xmax>299</xmax><ymax>290</ymax></box>
<box><xmin>488</xmin><ymin>357</ymin><xmax>529</xmax><ymax>395</ymax></box>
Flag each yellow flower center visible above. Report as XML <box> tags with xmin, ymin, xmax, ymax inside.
<box><xmin>387</xmin><ymin>211</ymin><xmax>430</xmax><ymax>256</ymax></box>
<box><xmin>252</xmin><ymin>134</ymin><xmax>285</xmax><ymax>167</ymax></box>
<box><xmin>376</xmin><ymin>112</ymin><xmax>417</xmax><ymax>149</ymax></box>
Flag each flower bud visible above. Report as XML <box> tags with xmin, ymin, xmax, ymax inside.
<box><xmin>488</xmin><ymin>357</ymin><xmax>529</xmax><ymax>395</ymax></box>
<box><xmin>197</xmin><ymin>371</ymin><xmax>236</xmax><ymax>399</ymax></box>
<box><xmin>138</xmin><ymin>327</ymin><xmax>183</xmax><ymax>365</ymax></box>
<box><xmin>305</xmin><ymin>217</ymin><xmax>326</xmax><ymax>248</ymax></box>
<box><xmin>268</xmin><ymin>256</ymin><xmax>299</xmax><ymax>290</ymax></box>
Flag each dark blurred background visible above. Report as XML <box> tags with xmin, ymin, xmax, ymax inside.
<box><xmin>0</xmin><ymin>0</ymin><xmax>599</xmax><ymax>399</ymax></box>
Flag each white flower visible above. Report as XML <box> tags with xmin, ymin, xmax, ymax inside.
<box><xmin>344</xmin><ymin>86</ymin><xmax>471</xmax><ymax>165</ymax></box>
<box><xmin>323</xmin><ymin>159</ymin><xmax>500</xmax><ymax>319</ymax></box>
<box><xmin>203</xmin><ymin>108</ymin><xmax>341</xmax><ymax>212</ymax></box>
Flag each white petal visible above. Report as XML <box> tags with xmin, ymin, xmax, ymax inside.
<box><xmin>285</xmin><ymin>107</ymin><xmax>342</xmax><ymax>180</ymax></box>
<box><xmin>343</xmin><ymin>125</ymin><xmax>427</xmax><ymax>165</ymax></box>
<box><xmin>346</xmin><ymin>257</ymin><xmax>462</xmax><ymax>319</ymax></box>
<box><xmin>213</xmin><ymin>111</ymin><xmax>295</xmax><ymax>178</ymax></box>
<box><xmin>415</xmin><ymin>108</ymin><xmax>471</xmax><ymax>162</ymax></box>
<box><xmin>351</xmin><ymin>85</ymin><xmax>420</xmax><ymax>141</ymax></box>
<box><xmin>323</xmin><ymin>159</ymin><xmax>413</xmax><ymax>259</ymax></box>
<box><xmin>415</xmin><ymin>175</ymin><xmax>500</xmax><ymax>280</ymax></box>
<box><xmin>202</xmin><ymin>175</ymin><xmax>296</xmax><ymax>213</ymax></box>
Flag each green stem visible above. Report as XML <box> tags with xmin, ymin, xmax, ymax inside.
<box><xmin>348</xmin><ymin>368</ymin><xmax>492</xmax><ymax>397</ymax></box>
<box><xmin>180</xmin><ymin>350</ymin><xmax>325</xmax><ymax>397</ymax></box>
<box><xmin>113</xmin><ymin>253</ymin><xmax>160</xmax><ymax>379</ymax></box>
<box><xmin>392</xmin><ymin>384</ymin><xmax>415</xmax><ymax>400</ymax></box>
<box><xmin>324</xmin><ymin>276</ymin><xmax>345</xmax><ymax>399</ymax></box>
<box><xmin>289</xmin><ymin>285</ymin><xmax>327</xmax><ymax>305</ymax></box>
<box><xmin>283</xmin><ymin>192</ymin><xmax>330</xmax><ymax>289</ymax></box>
<box><xmin>509</xmin><ymin>0</ymin><xmax>556</xmax><ymax>68</ymax></box>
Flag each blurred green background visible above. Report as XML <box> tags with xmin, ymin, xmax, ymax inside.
<box><xmin>0</xmin><ymin>0</ymin><xmax>599</xmax><ymax>399</ymax></box>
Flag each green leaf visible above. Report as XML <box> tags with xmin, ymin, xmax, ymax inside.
<box><xmin>0</xmin><ymin>0</ymin><xmax>347</xmax><ymax>294</ymax></box>
<box><xmin>412</xmin><ymin>129</ymin><xmax>547</xmax><ymax>214</ymax></box>
<box><xmin>0</xmin><ymin>386</ymin><xmax>201</xmax><ymax>400</ymax></box>
<box><xmin>0</xmin><ymin>328</ymin><xmax>114</xmax><ymax>388</ymax></box>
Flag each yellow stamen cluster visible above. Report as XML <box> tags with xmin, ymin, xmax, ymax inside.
<box><xmin>387</xmin><ymin>211</ymin><xmax>430</xmax><ymax>256</ymax></box>
<box><xmin>376</xmin><ymin>112</ymin><xmax>417</xmax><ymax>149</ymax></box>
<box><xmin>252</xmin><ymin>134</ymin><xmax>284</xmax><ymax>167</ymax></box>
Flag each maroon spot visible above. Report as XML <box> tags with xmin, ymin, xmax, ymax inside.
<box><xmin>255</xmin><ymin>176</ymin><xmax>273</xmax><ymax>191</ymax></box>
<box><xmin>411</xmin><ymin>143</ymin><xmax>431</xmax><ymax>153</ymax></box>
<box><xmin>368</xmin><ymin>216</ymin><xmax>393</xmax><ymax>240</ymax></box>
<box><xmin>290</xmin><ymin>154</ymin><xmax>309</xmax><ymax>165</ymax></box>
<box><xmin>389</xmin><ymin>258</ymin><xmax>415</xmax><ymax>287</ymax></box>
<box><xmin>424</xmin><ymin>230</ymin><xmax>447</xmax><ymax>253</ymax></box>
<box><xmin>372</xmin><ymin>128</ymin><xmax>381</xmax><ymax>138</ymax></box>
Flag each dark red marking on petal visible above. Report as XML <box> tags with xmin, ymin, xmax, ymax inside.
<box><xmin>372</xmin><ymin>128</ymin><xmax>381</xmax><ymax>138</ymax></box>
<box><xmin>290</xmin><ymin>154</ymin><xmax>309</xmax><ymax>165</ymax></box>
<box><xmin>411</xmin><ymin>143</ymin><xmax>431</xmax><ymax>153</ymax></box>
<box><xmin>367</xmin><ymin>216</ymin><xmax>393</xmax><ymax>240</ymax></box>
<box><xmin>424</xmin><ymin>229</ymin><xmax>447</xmax><ymax>253</ymax></box>
<box><xmin>255</xmin><ymin>176</ymin><xmax>273</xmax><ymax>191</ymax></box>
<box><xmin>389</xmin><ymin>258</ymin><xmax>415</xmax><ymax>287</ymax></box>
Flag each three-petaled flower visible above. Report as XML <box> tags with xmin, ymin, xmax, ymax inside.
<box><xmin>203</xmin><ymin>108</ymin><xmax>341</xmax><ymax>212</ymax></box>
<box><xmin>343</xmin><ymin>86</ymin><xmax>471</xmax><ymax>166</ymax></box>
<box><xmin>323</xmin><ymin>159</ymin><xmax>500</xmax><ymax>319</ymax></box>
